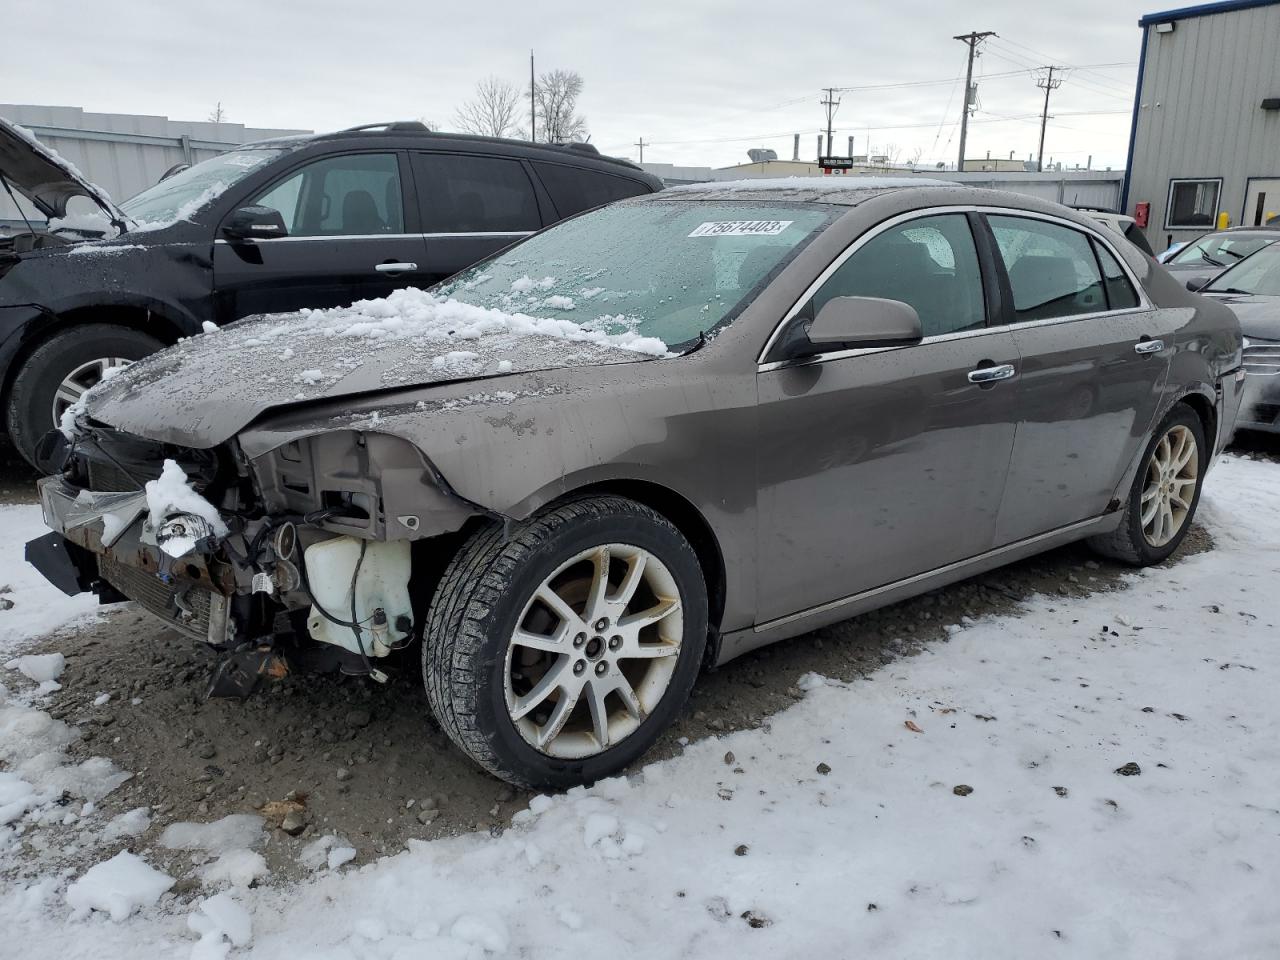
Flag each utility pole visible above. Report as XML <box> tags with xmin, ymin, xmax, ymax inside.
<box><xmin>529</xmin><ymin>50</ymin><xmax>536</xmax><ymax>143</ymax></box>
<box><xmin>634</xmin><ymin>137</ymin><xmax>647</xmax><ymax>163</ymax></box>
<box><xmin>953</xmin><ymin>31</ymin><xmax>996</xmax><ymax>172</ymax></box>
<box><xmin>820</xmin><ymin>87</ymin><xmax>840</xmax><ymax>158</ymax></box>
<box><xmin>1036</xmin><ymin>66</ymin><xmax>1064</xmax><ymax>172</ymax></box>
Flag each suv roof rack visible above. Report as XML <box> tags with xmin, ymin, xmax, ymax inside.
<box><xmin>340</xmin><ymin>121</ymin><xmax>431</xmax><ymax>133</ymax></box>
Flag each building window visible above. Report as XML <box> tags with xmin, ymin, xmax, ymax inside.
<box><xmin>1165</xmin><ymin>178</ymin><xmax>1222</xmax><ymax>229</ymax></box>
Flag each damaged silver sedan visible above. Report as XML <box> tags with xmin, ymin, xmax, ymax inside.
<box><xmin>28</xmin><ymin>180</ymin><xmax>1243</xmax><ymax>787</ymax></box>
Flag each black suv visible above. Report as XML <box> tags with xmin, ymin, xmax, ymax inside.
<box><xmin>0</xmin><ymin>119</ymin><xmax>661</xmax><ymax>466</ymax></box>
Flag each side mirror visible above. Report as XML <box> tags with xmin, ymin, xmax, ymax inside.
<box><xmin>808</xmin><ymin>296</ymin><xmax>923</xmax><ymax>349</ymax></box>
<box><xmin>1185</xmin><ymin>276</ymin><xmax>1211</xmax><ymax>292</ymax></box>
<box><xmin>221</xmin><ymin>205</ymin><xmax>287</xmax><ymax>242</ymax></box>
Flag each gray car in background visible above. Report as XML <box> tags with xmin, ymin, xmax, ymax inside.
<box><xmin>1161</xmin><ymin>226</ymin><xmax>1280</xmax><ymax>287</ymax></box>
<box><xmin>29</xmin><ymin>180</ymin><xmax>1243</xmax><ymax>787</ymax></box>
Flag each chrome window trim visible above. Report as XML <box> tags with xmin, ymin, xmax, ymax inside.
<box><xmin>756</xmin><ymin>204</ymin><xmax>1152</xmax><ymax>369</ymax></box>
<box><xmin>213</xmin><ymin>230</ymin><xmax>535</xmax><ymax>244</ymax></box>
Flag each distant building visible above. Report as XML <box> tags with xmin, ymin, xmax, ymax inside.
<box><xmin>1</xmin><ymin>104</ymin><xmax>308</xmax><ymax>225</ymax></box>
<box><xmin>962</xmin><ymin>157</ymin><xmax>1036</xmax><ymax>173</ymax></box>
<box><xmin>1123</xmin><ymin>0</ymin><xmax>1280</xmax><ymax>251</ymax></box>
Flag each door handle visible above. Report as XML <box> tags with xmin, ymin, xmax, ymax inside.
<box><xmin>375</xmin><ymin>262</ymin><xmax>418</xmax><ymax>275</ymax></box>
<box><xmin>1134</xmin><ymin>339</ymin><xmax>1165</xmax><ymax>355</ymax></box>
<box><xmin>967</xmin><ymin>363</ymin><xmax>1017</xmax><ymax>384</ymax></box>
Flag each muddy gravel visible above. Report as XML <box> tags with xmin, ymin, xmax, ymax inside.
<box><xmin>2</xmin><ymin>436</ymin><xmax>1265</xmax><ymax>889</ymax></box>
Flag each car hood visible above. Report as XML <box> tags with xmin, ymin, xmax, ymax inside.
<box><xmin>80</xmin><ymin>291</ymin><xmax>667</xmax><ymax>448</ymax></box>
<box><xmin>1207</xmin><ymin>293</ymin><xmax>1280</xmax><ymax>339</ymax></box>
<box><xmin>0</xmin><ymin>117</ymin><xmax>125</xmax><ymax>225</ymax></box>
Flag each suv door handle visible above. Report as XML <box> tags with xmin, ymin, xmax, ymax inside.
<box><xmin>1134</xmin><ymin>339</ymin><xmax>1165</xmax><ymax>355</ymax></box>
<box><xmin>375</xmin><ymin>262</ymin><xmax>418</xmax><ymax>275</ymax></box>
<box><xmin>967</xmin><ymin>363</ymin><xmax>1017</xmax><ymax>384</ymax></box>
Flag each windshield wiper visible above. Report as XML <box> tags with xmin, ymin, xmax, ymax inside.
<box><xmin>1210</xmin><ymin>287</ymin><xmax>1254</xmax><ymax>295</ymax></box>
<box><xmin>1200</xmin><ymin>251</ymin><xmax>1225</xmax><ymax>267</ymax></box>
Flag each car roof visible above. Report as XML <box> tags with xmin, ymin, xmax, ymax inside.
<box><xmin>238</xmin><ymin>123</ymin><xmax>655</xmax><ymax>181</ymax></box>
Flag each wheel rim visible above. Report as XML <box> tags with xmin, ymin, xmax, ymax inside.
<box><xmin>503</xmin><ymin>543</ymin><xmax>683</xmax><ymax>760</ymax></box>
<box><xmin>51</xmin><ymin>357</ymin><xmax>132</xmax><ymax>427</ymax></box>
<box><xmin>1141</xmin><ymin>423</ymin><xmax>1199</xmax><ymax>548</ymax></box>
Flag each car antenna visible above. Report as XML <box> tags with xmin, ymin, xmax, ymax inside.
<box><xmin>0</xmin><ymin>173</ymin><xmax>38</xmax><ymax>239</ymax></box>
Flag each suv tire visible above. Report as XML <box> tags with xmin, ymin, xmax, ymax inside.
<box><xmin>6</xmin><ymin>324</ymin><xmax>165</xmax><ymax>468</ymax></box>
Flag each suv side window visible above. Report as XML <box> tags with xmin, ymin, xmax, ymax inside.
<box><xmin>807</xmin><ymin>213</ymin><xmax>987</xmax><ymax>338</ymax></box>
<box><xmin>413</xmin><ymin>154</ymin><xmax>540</xmax><ymax>233</ymax></box>
<box><xmin>988</xmin><ymin>215</ymin><xmax>1106</xmax><ymax>321</ymax></box>
<box><xmin>252</xmin><ymin>153</ymin><xmax>403</xmax><ymax>237</ymax></box>
<box><xmin>1093</xmin><ymin>241</ymin><xmax>1141</xmax><ymax>310</ymax></box>
<box><xmin>532</xmin><ymin>162</ymin><xmax>649</xmax><ymax>217</ymax></box>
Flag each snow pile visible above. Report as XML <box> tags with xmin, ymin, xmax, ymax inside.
<box><xmin>102</xmin><ymin>807</ymin><xmax>151</xmax><ymax>842</ymax></box>
<box><xmin>143</xmin><ymin>460</ymin><xmax>229</xmax><ymax>555</ymax></box>
<box><xmin>188</xmin><ymin>893</ymin><xmax>252</xmax><ymax>960</ymax></box>
<box><xmin>0</xmin><ymin>682</ymin><xmax>131</xmax><ymax>828</ymax></box>
<box><xmin>65</xmin><ymin>851</ymin><xmax>173</xmax><ymax>922</ymax></box>
<box><xmin>5</xmin><ymin>652</ymin><xmax>65</xmax><ymax>687</ymax></box>
<box><xmin>0</xmin><ymin>506</ymin><xmax>100</xmax><ymax>654</ymax></box>
<box><xmin>298</xmin><ymin>835</ymin><xmax>356</xmax><ymax>872</ymax></box>
<box><xmin>160</xmin><ymin>815</ymin><xmax>267</xmax><ymax>888</ymax></box>
<box><xmin>234</xmin><ymin>286</ymin><xmax>669</xmax><ymax>359</ymax></box>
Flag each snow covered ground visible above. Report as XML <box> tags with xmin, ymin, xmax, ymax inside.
<box><xmin>1</xmin><ymin>454</ymin><xmax>1277</xmax><ymax>959</ymax></box>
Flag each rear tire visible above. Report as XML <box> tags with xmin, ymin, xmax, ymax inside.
<box><xmin>1088</xmin><ymin>403</ymin><xmax>1206</xmax><ymax>566</ymax></box>
<box><xmin>422</xmin><ymin>496</ymin><xmax>708</xmax><ymax>788</ymax></box>
<box><xmin>6</xmin><ymin>324</ymin><xmax>164</xmax><ymax>469</ymax></box>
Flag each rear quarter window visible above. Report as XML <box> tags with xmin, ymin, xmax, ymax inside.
<box><xmin>532</xmin><ymin>162</ymin><xmax>651</xmax><ymax>218</ymax></box>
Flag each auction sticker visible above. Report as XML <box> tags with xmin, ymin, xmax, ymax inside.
<box><xmin>688</xmin><ymin>220</ymin><xmax>794</xmax><ymax>237</ymax></box>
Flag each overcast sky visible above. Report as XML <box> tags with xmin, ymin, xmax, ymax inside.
<box><xmin>9</xmin><ymin>0</ymin><xmax>1157</xmax><ymax>171</ymax></box>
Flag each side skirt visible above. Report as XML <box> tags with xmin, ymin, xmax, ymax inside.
<box><xmin>716</xmin><ymin>513</ymin><xmax>1120</xmax><ymax>666</ymax></box>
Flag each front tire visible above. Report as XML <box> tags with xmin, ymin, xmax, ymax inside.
<box><xmin>6</xmin><ymin>324</ymin><xmax>165</xmax><ymax>468</ymax></box>
<box><xmin>423</xmin><ymin>496</ymin><xmax>708</xmax><ymax>788</ymax></box>
<box><xmin>1088</xmin><ymin>402</ymin><xmax>1206</xmax><ymax>565</ymax></box>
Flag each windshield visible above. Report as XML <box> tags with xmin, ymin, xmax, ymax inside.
<box><xmin>437</xmin><ymin>200</ymin><xmax>833</xmax><ymax>350</ymax></box>
<box><xmin>119</xmin><ymin>149</ymin><xmax>284</xmax><ymax>227</ymax></box>
<box><xmin>1205</xmin><ymin>241</ymin><xmax>1280</xmax><ymax>296</ymax></box>
<box><xmin>1171</xmin><ymin>232</ymin><xmax>1277</xmax><ymax>267</ymax></box>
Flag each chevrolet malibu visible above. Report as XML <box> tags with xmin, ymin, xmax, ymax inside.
<box><xmin>28</xmin><ymin>179</ymin><xmax>1243</xmax><ymax>788</ymax></box>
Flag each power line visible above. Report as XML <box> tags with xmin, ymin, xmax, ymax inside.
<box><xmin>954</xmin><ymin>30</ymin><xmax>997</xmax><ymax>171</ymax></box>
<box><xmin>1036</xmin><ymin>66</ymin><xmax>1066</xmax><ymax>171</ymax></box>
<box><xmin>820</xmin><ymin>88</ymin><xmax>841</xmax><ymax>158</ymax></box>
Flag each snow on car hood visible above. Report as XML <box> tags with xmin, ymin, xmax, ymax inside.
<box><xmin>0</xmin><ymin>117</ymin><xmax>125</xmax><ymax>226</ymax></box>
<box><xmin>80</xmin><ymin>288</ymin><xmax>669</xmax><ymax>448</ymax></box>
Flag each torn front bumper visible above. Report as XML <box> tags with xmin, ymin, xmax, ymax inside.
<box><xmin>34</xmin><ymin>475</ymin><xmax>235</xmax><ymax>645</ymax></box>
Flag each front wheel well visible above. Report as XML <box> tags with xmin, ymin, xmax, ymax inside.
<box><xmin>559</xmin><ymin>480</ymin><xmax>728</xmax><ymax>634</ymax></box>
<box><xmin>2</xmin><ymin>304</ymin><xmax>183</xmax><ymax>404</ymax></box>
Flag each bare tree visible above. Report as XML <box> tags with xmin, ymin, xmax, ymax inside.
<box><xmin>454</xmin><ymin>77</ymin><xmax>521</xmax><ymax>138</ymax></box>
<box><xmin>208</xmin><ymin>102</ymin><xmax>228</xmax><ymax>124</ymax></box>
<box><xmin>520</xmin><ymin>69</ymin><xmax>588</xmax><ymax>143</ymax></box>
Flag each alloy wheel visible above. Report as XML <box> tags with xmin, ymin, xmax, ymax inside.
<box><xmin>1141</xmin><ymin>423</ymin><xmax>1198</xmax><ymax>548</ymax></box>
<box><xmin>503</xmin><ymin>543</ymin><xmax>683</xmax><ymax>759</ymax></box>
<box><xmin>51</xmin><ymin>356</ymin><xmax>132</xmax><ymax>427</ymax></box>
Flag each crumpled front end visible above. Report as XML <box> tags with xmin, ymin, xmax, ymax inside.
<box><xmin>27</xmin><ymin>422</ymin><xmax>483</xmax><ymax>696</ymax></box>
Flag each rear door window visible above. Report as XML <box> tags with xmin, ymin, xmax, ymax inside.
<box><xmin>412</xmin><ymin>154</ymin><xmax>541</xmax><ymax>234</ymax></box>
<box><xmin>251</xmin><ymin>153</ymin><xmax>403</xmax><ymax>237</ymax></box>
<box><xmin>532</xmin><ymin>162</ymin><xmax>650</xmax><ymax>217</ymax></box>
<box><xmin>988</xmin><ymin>215</ymin><xmax>1106</xmax><ymax>321</ymax></box>
<box><xmin>1093</xmin><ymin>241</ymin><xmax>1141</xmax><ymax>310</ymax></box>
